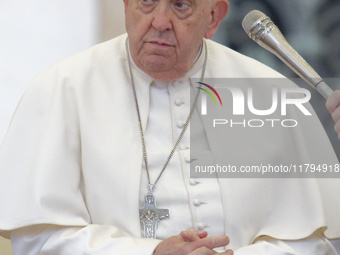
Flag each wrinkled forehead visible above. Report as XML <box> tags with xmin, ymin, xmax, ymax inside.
<box><xmin>124</xmin><ymin>0</ymin><xmax>217</xmax><ymax>5</ymax></box>
<box><xmin>123</xmin><ymin>0</ymin><xmax>221</xmax><ymax>15</ymax></box>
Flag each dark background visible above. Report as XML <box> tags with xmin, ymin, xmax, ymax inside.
<box><xmin>213</xmin><ymin>0</ymin><xmax>340</xmax><ymax>160</ymax></box>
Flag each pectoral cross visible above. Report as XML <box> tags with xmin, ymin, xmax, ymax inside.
<box><xmin>139</xmin><ymin>193</ymin><xmax>170</xmax><ymax>239</ymax></box>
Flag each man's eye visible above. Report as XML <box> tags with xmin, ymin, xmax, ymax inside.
<box><xmin>139</xmin><ymin>0</ymin><xmax>155</xmax><ymax>12</ymax></box>
<box><xmin>174</xmin><ymin>1</ymin><xmax>190</xmax><ymax>9</ymax></box>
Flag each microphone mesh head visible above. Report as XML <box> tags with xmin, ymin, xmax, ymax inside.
<box><xmin>242</xmin><ymin>10</ymin><xmax>268</xmax><ymax>35</ymax></box>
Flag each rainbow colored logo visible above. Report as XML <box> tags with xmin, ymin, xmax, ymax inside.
<box><xmin>197</xmin><ymin>82</ymin><xmax>223</xmax><ymax>106</ymax></box>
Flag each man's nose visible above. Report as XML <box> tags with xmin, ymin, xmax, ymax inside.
<box><xmin>151</xmin><ymin>3</ymin><xmax>173</xmax><ymax>32</ymax></box>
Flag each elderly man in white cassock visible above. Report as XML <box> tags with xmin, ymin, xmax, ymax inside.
<box><xmin>1</xmin><ymin>0</ymin><xmax>340</xmax><ymax>254</ymax></box>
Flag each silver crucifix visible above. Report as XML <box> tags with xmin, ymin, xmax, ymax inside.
<box><xmin>139</xmin><ymin>193</ymin><xmax>170</xmax><ymax>239</ymax></box>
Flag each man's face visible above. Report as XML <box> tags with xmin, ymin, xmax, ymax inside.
<box><xmin>124</xmin><ymin>0</ymin><xmax>228</xmax><ymax>81</ymax></box>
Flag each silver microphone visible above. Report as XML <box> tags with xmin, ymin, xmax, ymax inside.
<box><xmin>242</xmin><ymin>10</ymin><xmax>333</xmax><ymax>99</ymax></box>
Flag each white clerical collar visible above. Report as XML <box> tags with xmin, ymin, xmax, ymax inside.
<box><xmin>126</xmin><ymin>39</ymin><xmax>207</xmax><ymax>83</ymax></box>
<box><xmin>183</xmin><ymin>40</ymin><xmax>206</xmax><ymax>80</ymax></box>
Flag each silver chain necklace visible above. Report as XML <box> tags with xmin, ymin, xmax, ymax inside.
<box><xmin>125</xmin><ymin>38</ymin><xmax>208</xmax><ymax>239</ymax></box>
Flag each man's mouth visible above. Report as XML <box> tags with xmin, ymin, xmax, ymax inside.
<box><xmin>148</xmin><ymin>41</ymin><xmax>173</xmax><ymax>48</ymax></box>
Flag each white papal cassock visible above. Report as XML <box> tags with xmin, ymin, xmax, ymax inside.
<box><xmin>0</xmin><ymin>34</ymin><xmax>339</xmax><ymax>254</ymax></box>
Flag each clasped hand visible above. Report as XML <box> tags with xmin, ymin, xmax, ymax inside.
<box><xmin>154</xmin><ymin>228</ymin><xmax>233</xmax><ymax>255</ymax></box>
<box><xmin>326</xmin><ymin>90</ymin><xmax>340</xmax><ymax>140</ymax></box>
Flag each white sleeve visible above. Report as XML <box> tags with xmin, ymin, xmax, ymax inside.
<box><xmin>10</xmin><ymin>224</ymin><xmax>162</xmax><ymax>255</ymax></box>
<box><xmin>234</xmin><ymin>232</ymin><xmax>339</xmax><ymax>255</ymax></box>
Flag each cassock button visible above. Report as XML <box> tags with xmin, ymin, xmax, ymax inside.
<box><xmin>185</xmin><ymin>157</ymin><xmax>191</xmax><ymax>163</ymax></box>
<box><xmin>189</xmin><ymin>179</ymin><xmax>198</xmax><ymax>186</ymax></box>
<box><xmin>175</xmin><ymin>99</ymin><xmax>183</xmax><ymax>106</ymax></box>
<box><xmin>177</xmin><ymin>121</ymin><xmax>184</xmax><ymax>129</ymax></box>
<box><xmin>193</xmin><ymin>199</ymin><xmax>202</xmax><ymax>206</ymax></box>
<box><xmin>196</xmin><ymin>223</ymin><xmax>206</xmax><ymax>231</ymax></box>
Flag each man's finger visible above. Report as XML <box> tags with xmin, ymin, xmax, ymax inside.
<box><xmin>326</xmin><ymin>90</ymin><xmax>340</xmax><ymax>113</ymax></box>
<box><xmin>189</xmin><ymin>246</ymin><xmax>234</xmax><ymax>255</ymax></box>
<box><xmin>334</xmin><ymin>121</ymin><xmax>340</xmax><ymax>140</ymax></box>
<box><xmin>197</xmin><ymin>231</ymin><xmax>208</xmax><ymax>239</ymax></box>
<box><xmin>180</xmin><ymin>229</ymin><xmax>208</xmax><ymax>241</ymax></box>
<box><xmin>331</xmin><ymin>107</ymin><xmax>340</xmax><ymax>123</ymax></box>
<box><xmin>189</xmin><ymin>246</ymin><xmax>217</xmax><ymax>255</ymax></box>
<box><xmin>190</xmin><ymin>235</ymin><xmax>230</xmax><ymax>250</ymax></box>
<box><xmin>224</xmin><ymin>249</ymin><xmax>234</xmax><ymax>255</ymax></box>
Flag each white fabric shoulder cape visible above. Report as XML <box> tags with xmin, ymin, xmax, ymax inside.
<box><xmin>0</xmin><ymin>34</ymin><xmax>339</xmax><ymax>249</ymax></box>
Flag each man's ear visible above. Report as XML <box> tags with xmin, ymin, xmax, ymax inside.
<box><xmin>204</xmin><ymin>0</ymin><xmax>229</xmax><ymax>39</ymax></box>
